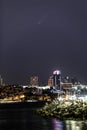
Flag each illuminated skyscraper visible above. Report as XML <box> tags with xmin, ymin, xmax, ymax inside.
<box><xmin>30</xmin><ymin>76</ymin><xmax>39</xmax><ymax>86</ymax></box>
<box><xmin>53</xmin><ymin>70</ymin><xmax>61</xmax><ymax>90</ymax></box>
<box><xmin>48</xmin><ymin>76</ymin><xmax>54</xmax><ymax>87</ymax></box>
<box><xmin>0</xmin><ymin>75</ymin><xmax>3</xmax><ymax>86</ymax></box>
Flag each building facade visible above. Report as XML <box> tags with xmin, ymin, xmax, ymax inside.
<box><xmin>30</xmin><ymin>76</ymin><xmax>39</xmax><ymax>86</ymax></box>
<box><xmin>53</xmin><ymin>70</ymin><xmax>61</xmax><ymax>90</ymax></box>
<box><xmin>48</xmin><ymin>76</ymin><xmax>54</xmax><ymax>87</ymax></box>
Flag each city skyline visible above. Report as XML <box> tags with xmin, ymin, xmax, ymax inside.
<box><xmin>1</xmin><ymin>0</ymin><xmax>87</xmax><ymax>84</ymax></box>
<box><xmin>0</xmin><ymin>70</ymin><xmax>82</xmax><ymax>86</ymax></box>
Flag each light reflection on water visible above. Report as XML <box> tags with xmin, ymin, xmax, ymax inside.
<box><xmin>52</xmin><ymin>118</ymin><xmax>64</xmax><ymax>130</ymax></box>
<box><xmin>52</xmin><ymin>119</ymin><xmax>87</xmax><ymax>130</ymax></box>
<box><xmin>0</xmin><ymin>108</ymin><xmax>87</xmax><ymax>130</ymax></box>
<box><xmin>65</xmin><ymin>120</ymin><xmax>87</xmax><ymax>130</ymax></box>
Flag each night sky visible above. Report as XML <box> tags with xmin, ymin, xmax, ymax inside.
<box><xmin>1</xmin><ymin>0</ymin><xmax>87</xmax><ymax>84</ymax></box>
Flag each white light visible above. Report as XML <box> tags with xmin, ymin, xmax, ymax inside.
<box><xmin>53</xmin><ymin>70</ymin><xmax>61</xmax><ymax>75</ymax></box>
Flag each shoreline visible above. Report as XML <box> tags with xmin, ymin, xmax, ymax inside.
<box><xmin>0</xmin><ymin>100</ymin><xmax>47</xmax><ymax>109</ymax></box>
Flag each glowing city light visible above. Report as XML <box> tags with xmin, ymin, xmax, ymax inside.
<box><xmin>53</xmin><ymin>70</ymin><xmax>61</xmax><ymax>75</ymax></box>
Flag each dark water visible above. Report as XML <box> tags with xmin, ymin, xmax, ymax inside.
<box><xmin>0</xmin><ymin>107</ymin><xmax>87</xmax><ymax>130</ymax></box>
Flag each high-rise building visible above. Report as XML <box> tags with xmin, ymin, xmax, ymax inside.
<box><xmin>48</xmin><ymin>76</ymin><xmax>53</xmax><ymax>87</ymax></box>
<box><xmin>0</xmin><ymin>75</ymin><xmax>3</xmax><ymax>86</ymax></box>
<box><xmin>62</xmin><ymin>76</ymin><xmax>70</xmax><ymax>83</ymax></box>
<box><xmin>30</xmin><ymin>76</ymin><xmax>39</xmax><ymax>86</ymax></box>
<box><xmin>53</xmin><ymin>70</ymin><xmax>61</xmax><ymax>90</ymax></box>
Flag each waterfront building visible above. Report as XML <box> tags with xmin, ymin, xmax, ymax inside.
<box><xmin>71</xmin><ymin>77</ymin><xmax>79</xmax><ymax>85</ymax></box>
<box><xmin>61</xmin><ymin>82</ymin><xmax>73</xmax><ymax>94</ymax></box>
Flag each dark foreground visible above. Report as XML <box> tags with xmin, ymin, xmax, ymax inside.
<box><xmin>0</xmin><ymin>106</ymin><xmax>87</xmax><ymax>130</ymax></box>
